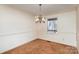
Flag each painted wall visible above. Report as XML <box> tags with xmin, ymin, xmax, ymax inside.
<box><xmin>0</xmin><ymin>5</ymin><xmax>37</xmax><ymax>53</ymax></box>
<box><xmin>77</xmin><ymin>6</ymin><xmax>79</xmax><ymax>52</ymax></box>
<box><xmin>37</xmin><ymin>11</ymin><xmax>77</xmax><ymax>47</ymax></box>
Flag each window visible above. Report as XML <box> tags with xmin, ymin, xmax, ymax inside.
<box><xmin>47</xmin><ymin>18</ymin><xmax>57</xmax><ymax>32</ymax></box>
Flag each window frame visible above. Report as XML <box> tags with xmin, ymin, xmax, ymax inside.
<box><xmin>47</xmin><ymin>18</ymin><xmax>57</xmax><ymax>32</ymax></box>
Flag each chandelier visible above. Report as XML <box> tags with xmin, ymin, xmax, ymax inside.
<box><xmin>35</xmin><ymin>4</ymin><xmax>45</xmax><ymax>23</ymax></box>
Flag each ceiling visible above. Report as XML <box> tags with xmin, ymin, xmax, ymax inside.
<box><xmin>9</xmin><ymin>4</ymin><xmax>77</xmax><ymax>16</ymax></box>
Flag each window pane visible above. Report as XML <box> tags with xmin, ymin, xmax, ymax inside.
<box><xmin>47</xmin><ymin>18</ymin><xmax>57</xmax><ymax>32</ymax></box>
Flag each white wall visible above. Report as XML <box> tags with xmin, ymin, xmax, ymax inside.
<box><xmin>77</xmin><ymin>6</ymin><xmax>79</xmax><ymax>52</ymax></box>
<box><xmin>0</xmin><ymin>5</ymin><xmax>37</xmax><ymax>53</ymax></box>
<box><xmin>37</xmin><ymin>11</ymin><xmax>77</xmax><ymax>47</ymax></box>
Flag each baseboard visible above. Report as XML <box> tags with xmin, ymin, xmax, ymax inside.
<box><xmin>0</xmin><ymin>38</ymin><xmax>36</xmax><ymax>54</ymax></box>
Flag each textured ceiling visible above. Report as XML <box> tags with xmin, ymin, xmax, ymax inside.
<box><xmin>9</xmin><ymin>4</ymin><xmax>77</xmax><ymax>16</ymax></box>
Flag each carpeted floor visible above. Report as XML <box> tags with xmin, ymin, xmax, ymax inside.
<box><xmin>3</xmin><ymin>39</ymin><xmax>78</xmax><ymax>54</ymax></box>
